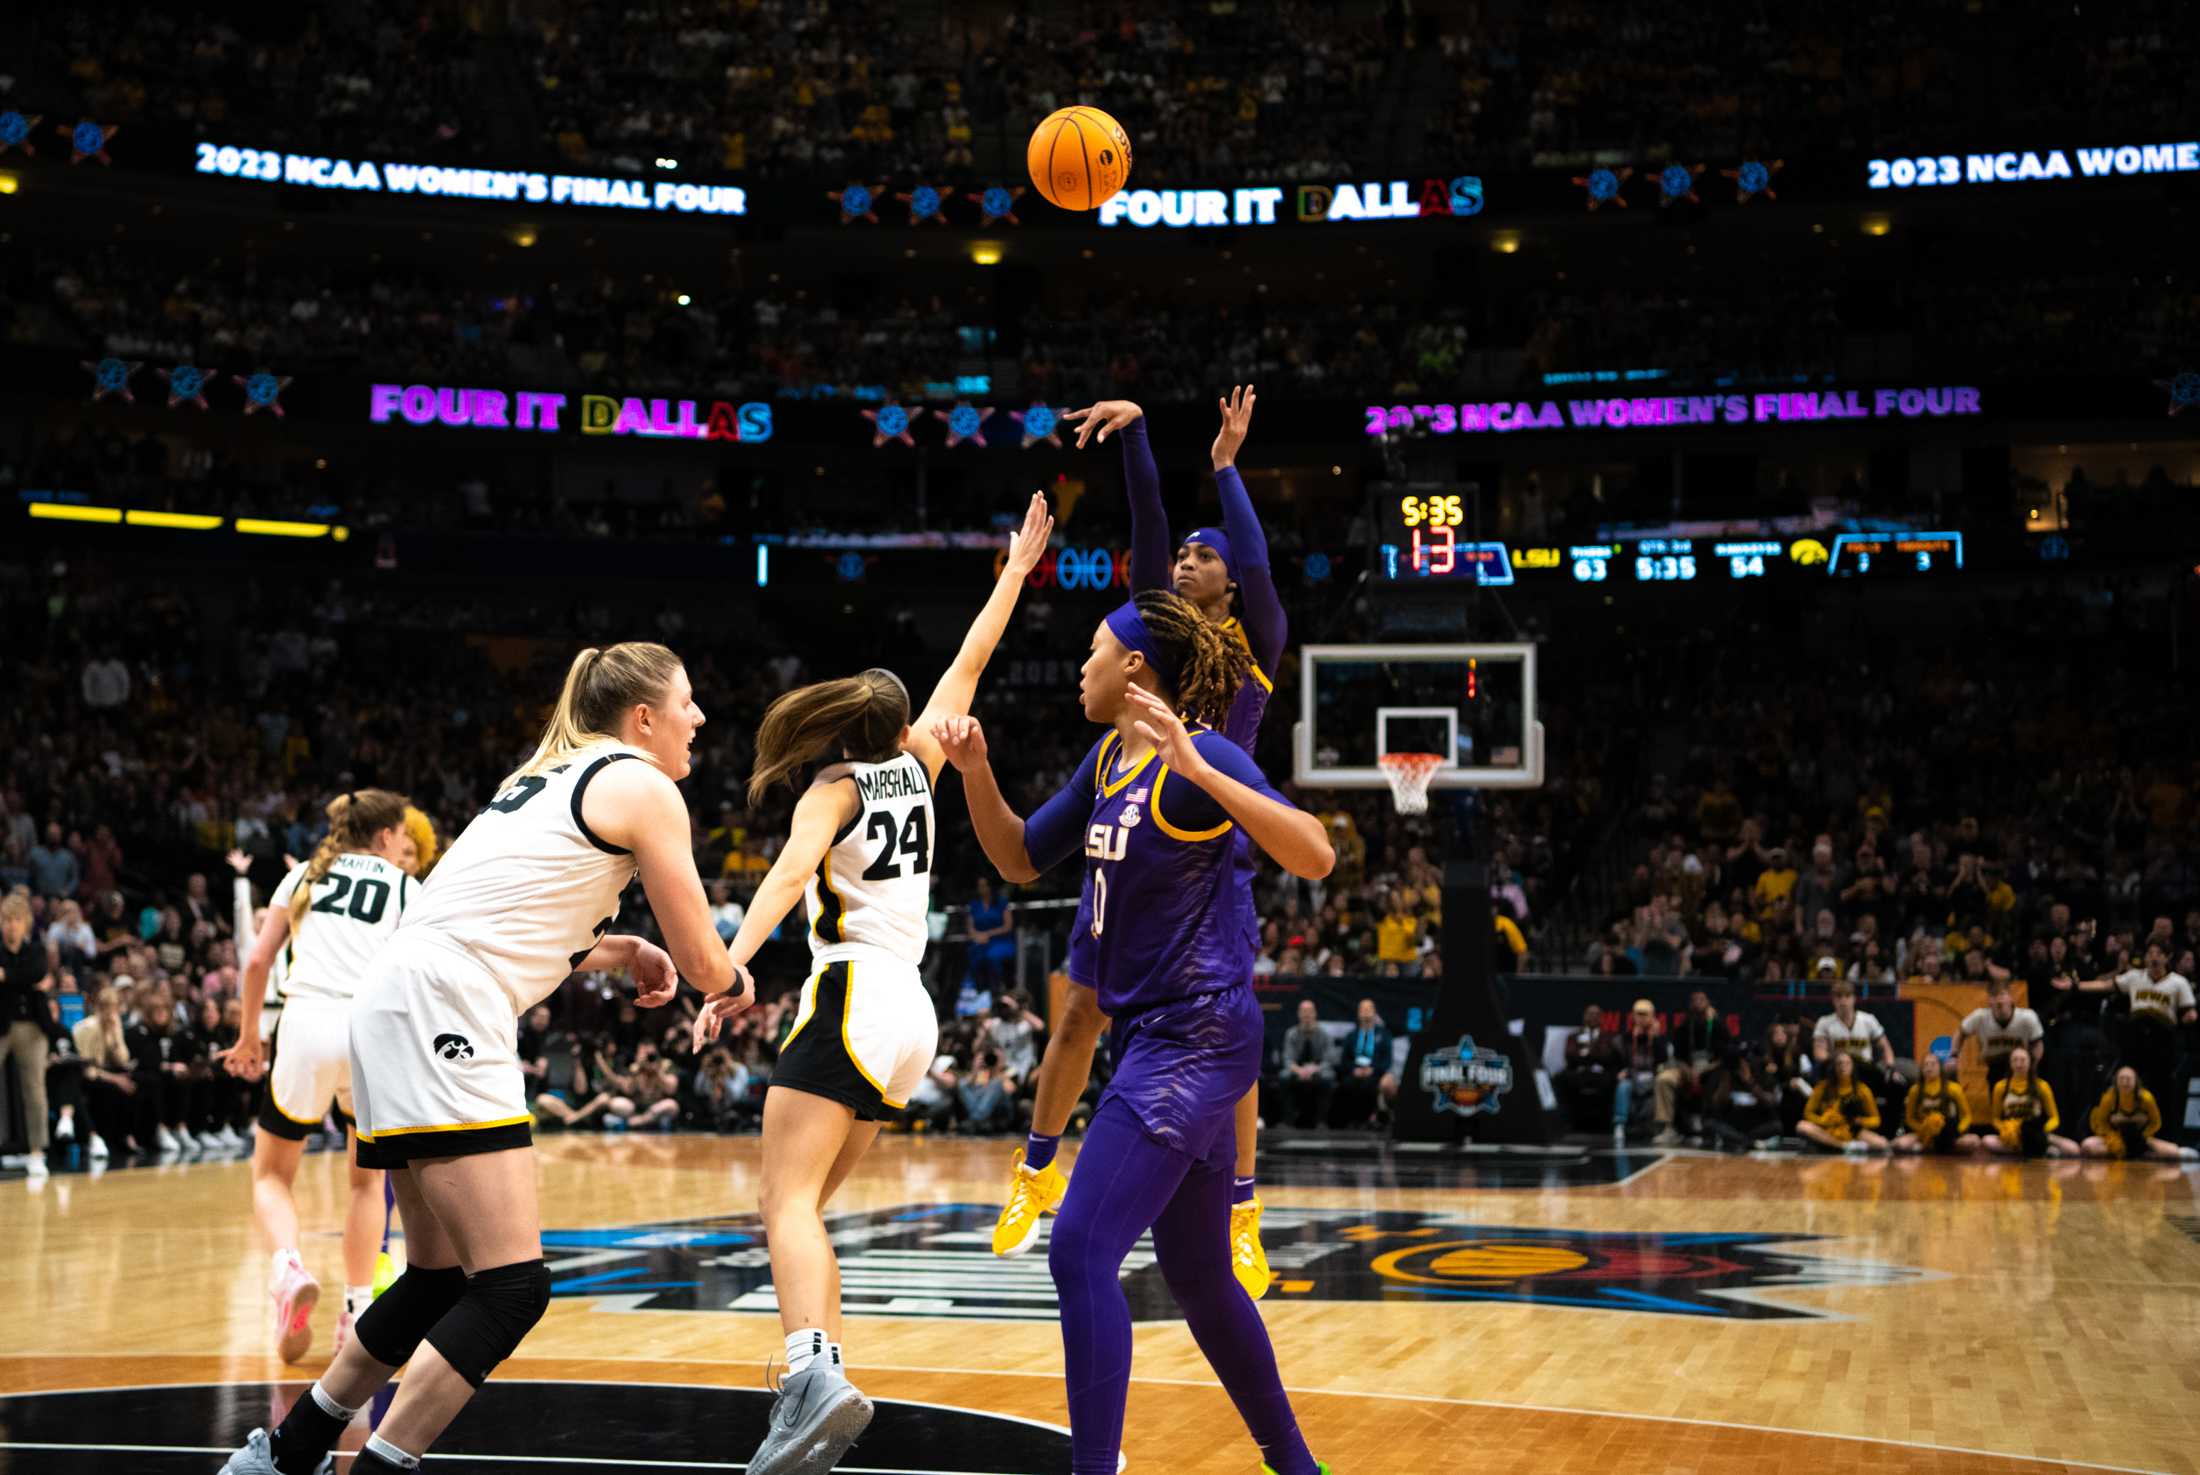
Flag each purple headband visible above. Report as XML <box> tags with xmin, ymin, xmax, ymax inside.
<box><xmin>1183</xmin><ymin>527</ymin><xmax>1236</xmax><ymax>580</ymax></box>
<box><xmin>1104</xmin><ymin>599</ymin><xmax>1181</xmax><ymax>691</ymax></box>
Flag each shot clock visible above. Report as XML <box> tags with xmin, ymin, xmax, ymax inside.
<box><xmin>1373</xmin><ymin>486</ymin><xmax>1513</xmax><ymax>586</ymax></box>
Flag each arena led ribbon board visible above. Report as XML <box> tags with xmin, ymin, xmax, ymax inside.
<box><xmin>195</xmin><ymin>142</ymin><xmax>747</xmax><ymax>218</ymax></box>
<box><xmin>1865</xmin><ymin>140</ymin><xmax>2200</xmax><ymax>189</ymax></box>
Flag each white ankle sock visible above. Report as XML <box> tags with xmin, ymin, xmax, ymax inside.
<box><xmin>308</xmin><ymin>1381</ymin><xmax>358</xmax><ymax>1420</ymax></box>
<box><xmin>345</xmin><ymin>1284</ymin><xmax>374</xmax><ymax>1317</ymax></box>
<box><xmin>364</xmin><ymin>1431</ymin><xmax>420</xmax><ymax>1468</ymax></box>
<box><xmin>785</xmin><ymin>1328</ymin><xmax>827</xmax><ymax>1375</ymax></box>
<box><xmin>271</xmin><ymin>1248</ymin><xmax>301</xmax><ymax>1282</ymax></box>
<box><xmin>828</xmin><ymin>1341</ymin><xmax>845</xmax><ymax>1371</ymax></box>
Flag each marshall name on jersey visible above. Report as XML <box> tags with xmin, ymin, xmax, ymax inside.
<box><xmin>807</xmin><ymin>751</ymin><xmax>933</xmax><ymax>967</ymax></box>
<box><xmin>270</xmin><ymin>852</ymin><xmax>414</xmax><ymax>1000</ymax></box>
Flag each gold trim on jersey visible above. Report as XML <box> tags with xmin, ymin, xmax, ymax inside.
<box><xmin>1221</xmin><ymin>618</ymin><xmax>1273</xmax><ymax>692</ymax></box>
<box><xmin>838</xmin><ymin>961</ymin><xmax>907</xmax><ymax>1110</ymax></box>
<box><xmin>354</xmin><ymin>1113</ymin><xmax>532</xmax><ymax>1141</ymax></box>
<box><xmin>810</xmin><ymin>854</ymin><xmax>848</xmax><ymax>945</ymax></box>
<box><xmin>1150</xmin><ymin>765</ymin><xmax>1233</xmax><ymax>842</ymax></box>
<box><xmin>1099</xmin><ymin>741</ymin><xmax>1156</xmax><ymax>797</ymax></box>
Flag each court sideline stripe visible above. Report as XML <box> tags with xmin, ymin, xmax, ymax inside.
<box><xmin>0</xmin><ymin>1372</ymin><xmax>2165</xmax><ymax>1474</ymax></box>
<box><xmin>0</xmin><ymin>1449</ymin><xmax>1037</xmax><ymax>1474</ymax></box>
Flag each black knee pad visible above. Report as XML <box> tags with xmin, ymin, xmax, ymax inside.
<box><xmin>423</xmin><ymin>1259</ymin><xmax>552</xmax><ymax>1387</ymax></box>
<box><xmin>352</xmin><ymin>1264</ymin><xmax>469</xmax><ymax>1369</ymax></box>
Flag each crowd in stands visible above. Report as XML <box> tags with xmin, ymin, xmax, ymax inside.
<box><xmin>22</xmin><ymin>3</ymin><xmax>2200</xmax><ymax>183</ymax></box>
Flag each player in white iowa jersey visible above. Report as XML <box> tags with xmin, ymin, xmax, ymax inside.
<box><xmin>692</xmin><ymin>491</ymin><xmax>1050</xmax><ymax>1475</ymax></box>
<box><xmin>217</xmin><ymin>789</ymin><xmax>432</xmax><ymax>1366</ymax></box>
<box><xmin>223</xmin><ymin>643</ymin><xmax>749</xmax><ymax>1475</ymax></box>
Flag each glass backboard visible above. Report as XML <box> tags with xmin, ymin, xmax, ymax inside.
<box><xmin>1294</xmin><ymin>643</ymin><xmax>1542</xmax><ymax>791</ymax></box>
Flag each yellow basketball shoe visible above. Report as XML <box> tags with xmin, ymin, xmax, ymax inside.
<box><xmin>992</xmin><ymin>1148</ymin><xmax>1069</xmax><ymax>1257</ymax></box>
<box><xmin>1231</xmin><ymin>1196</ymin><xmax>1273</xmax><ymax>1299</ymax></box>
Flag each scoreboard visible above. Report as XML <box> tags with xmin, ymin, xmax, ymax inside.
<box><xmin>1373</xmin><ymin>486</ymin><xmax>1966</xmax><ymax>592</ymax></box>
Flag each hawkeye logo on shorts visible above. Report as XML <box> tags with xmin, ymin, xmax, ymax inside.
<box><xmin>1421</xmin><ymin>1035</ymin><xmax>1512</xmax><ymax>1115</ymax></box>
<box><xmin>542</xmin><ymin>1206</ymin><xmax>1929</xmax><ymax>1323</ymax></box>
<box><xmin>433</xmin><ymin>1033</ymin><xmax>474</xmax><ymax>1061</ymax></box>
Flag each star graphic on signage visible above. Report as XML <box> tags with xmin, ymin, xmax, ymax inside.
<box><xmin>2156</xmin><ymin>371</ymin><xmax>2200</xmax><ymax>416</ymax></box>
<box><xmin>1655</xmin><ymin>162</ymin><xmax>1704</xmax><ymax>206</ymax></box>
<box><xmin>1572</xmin><ymin>165</ymin><xmax>1630</xmax><ymax>211</ymax></box>
<box><xmin>84</xmin><ymin>358</ymin><xmax>142</xmax><ymax>403</ymax></box>
<box><xmin>157</xmin><ymin>364</ymin><xmax>212</xmax><ymax>411</ymax></box>
<box><xmin>897</xmin><ymin>183</ymin><xmax>947</xmax><ymax>225</ymax></box>
<box><xmin>233</xmin><ymin>370</ymin><xmax>293</xmax><ymax>417</ymax></box>
<box><xmin>1010</xmin><ymin>404</ymin><xmax>1063</xmax><ymax>449</ymax></box>
<box><xmin>967</xmin><ymin>184</ymin><xmax>1024</xmax><ymax>226</ymax></box>
<box><xmin>1722</xmin><ymin>158</ymin><xmax>1783</xmax><ymax>204</ymax></box>
<box><xmin>934</xmin><ymin>403</ymin><xmax>994</xmax><ymax>448</ymax></box>
<box><xmin>862</xmin><ymin>403</ymin><xmax>917</xmax><ymax>447</ymax></box>
<box><xmin>0</xmin><ymin>111</ymin><xmax>42</xmax><ymax>157</ymax></box>
<box><xmin>828</xmin><ymin>182</ymin><xmax>887</xmax><ymax>225</ymax></box>
<box><xmin>61</xmin><ymin>119</ymin><xmax>119</xmax><ymax>166</ymax></box>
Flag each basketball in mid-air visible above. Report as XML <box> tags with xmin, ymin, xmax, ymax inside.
<box><xmin>1027</xmin><ymin>106</ymin><xmax>1132</xmax><ymax>211</ymax></box>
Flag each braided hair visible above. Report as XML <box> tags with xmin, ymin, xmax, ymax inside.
<box><xmin>288</xmin><ymin>789</ymin><xmax>411</xmax><ymax>934</ymax></box>
<box><xmin>1133</xmin><ymin>589</ymin><xmax>1252</xmax><ymax>729</ymax></box>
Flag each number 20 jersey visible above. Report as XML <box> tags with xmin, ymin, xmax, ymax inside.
<box><xmin>398</xmin><ymin>744</ymin><xmax>642</xmax><ymax>1013</ymax></box>
<box><xmin>268</xmin><ymin>852</ymin><xmax>416</xmax><ymax>1001</ymax></box>
<box><xmin>806</xmin><ymin>751</ymin><xmax>933</xmax><ymax>969</ymax></box>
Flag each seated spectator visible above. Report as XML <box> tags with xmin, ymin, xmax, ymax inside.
<box><xmin>1333</xmin><ymin>998</ymin><xmax>1397</xmax><ymax>1127</ymax></box>
<box><xmin>1760</xmin><ymin>1019</ymin><xmax>1816</xmax><ymax>1134</ymax></box>
<box><xmin>1611</xmin><ymin>998</ymin><xmax>1689</xmax><ymax>1147</ymax></box>
<box><xmin>1893</xmin><ymin>1053</ymin><xmax>1979</xmax><ymax>1155</ymax></box>
<box><xmin>533</xmin><ymin>1029</ymin><xmax>614</xmax><ymax>1130</ymax></box>
<box><xmin>904</xmin><ymin>1049</ymin><xmax>961</xmax><ymax>1132</ymax></box>
<box><xmin>1273</xmin><ymin>998</ymin><xmax>1339</xmax><ymax>1129</ymax></box>
<box><xmin>128</xmin><ymin>992</ymin><xmax>201</xmax><ymax>1154</ymax></box>
<box><xmin>957</xmin><ymin>1046</ymin><xmax>1014</xmax><ymax>1134</ymax></box>
<box><xmin>1799</xmin><ymin>1050</ymin><xmax>1888</xmax><ymax>1154</ymax></box>
<box><xmin>70</xmin><ymin>984</ymin><xmax>136</xmax><ymax>1160</ymax></box>
<box><xmin>1960</xmin><ymin>984</ymin><xmax>2045</xmax><ymax>1088</ymax></box>
<box><xmin>1984</xmin><ymin>1046</ymin><xmax>2077</xmax><ymax>1158</ymax></box>
<box><xmin>694</xmin><ymin>1047</ymin><xmax>752</xmax><ymax>1131</ymax></box>
<box><xmin>708</xmin><ymin>880</ymin><xmax>747</xmax><ymax>943</ymax></box>
<box><xmin>1490</xmin><ymin>901</ymin><xmax>1526</xmax><ymax>977</ymax></box>
<box><xmin>1671</xmin><ymin>988</ymin><xmax>1730</xmax><ymax>1132</ymax></box>
<box><xmin>2080</xmin><ymin>1065</ymin><xmax>2196</xmax><ymax>1161</ymax></box>
<box><xmin>604</xmin><ymin>1042</ymin><xmax>682</xmax><ymax>1131</ymax></box>
<box><xmin>1555</xmin><ymin>1004</ymin><xmax>1616</xmax><ymax>1129</ymax></box>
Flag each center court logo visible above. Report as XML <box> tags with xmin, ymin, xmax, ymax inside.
<box><xmin>1420</xmin><ymin>1035</ymin><xmax>1512</xmax><ymax>1115</ymax></box>
<box><xmin>542</xmin><ymin>1206</ymin><xmax>1929</xmax><ymax>1322</ymax></box>
<box><xmin>433</xmin><ymin>1033</ymin><xmax>474</xmax><ymax>1060</ymax></box>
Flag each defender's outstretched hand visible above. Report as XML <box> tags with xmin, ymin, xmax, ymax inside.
<box><xmin>1062</xmin><ymin>399</ymin><xmax>1144</xmax><ymax>449</ymax></box>
<box><xmin>1005</xmin><ymin>492</ymin><xmax>1054</xmax><ymax>579</ymax></box>
<box><xmin>931</xmin><ymin>715</ymin><xmax>992</xmax><ymax>773</ymax></box>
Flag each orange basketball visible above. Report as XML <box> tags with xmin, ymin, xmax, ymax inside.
<box><xmin>1026</xmin><ymin>105</ymin><xmax>1132</xmax><ymax>211</ymax></box>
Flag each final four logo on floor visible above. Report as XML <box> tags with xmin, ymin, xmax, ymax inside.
<box><xmin>540</xmin><ymin>1205</ymin><xmax>1930</xmax><ymax>1322</ymax></box>
<box><xmin>1421</xmin><ymin>1035</ymin><xmax>1513</xmax><ymax>1115</ymax></box>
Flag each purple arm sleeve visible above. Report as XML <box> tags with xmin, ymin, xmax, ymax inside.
<box><xmin>1216</xmin><ymin>465</ymin><xmax>1286</xmax><ymax>671</ymax></box>
<box><xmin>1120</xmin><ymin>418</ymin><xmax>1171</xmax><ymax>593</ymax></box>
<box><xmin>1020</xmin><ymin>738</ymin><xmax>1107</xmax><ymax>872</ymax></box>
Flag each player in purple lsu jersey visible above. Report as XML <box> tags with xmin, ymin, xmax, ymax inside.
<box><xmin>936</xmin><ymin>587</ymin><xmax>1335</xmax><ymax>1475</ymax></box>
<box><xmin>993</xmin><ymin>387</ymin><xmax>1287</xmax><ymax>1299</ymax></box>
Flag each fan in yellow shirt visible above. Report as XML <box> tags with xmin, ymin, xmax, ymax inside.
<box><xmin>1798</xmin><ymin>1051</ymin><xmax>1887</xmax><ymax>1153</ymax></box>
<box><xmin>1983</xmin><ymin>1046</ymin><xmax>2077</xmax><ymax>1158</ymax></box>
<box><xmin>2080</xmin><ymin>1066</ymin><xmax>2196</xmax><ymax>1161</ymax></box>
<box><xmin>1893</xmin><ymin>1053</ymin><xmax>1979</xmax><ymax>1155</ymax></box>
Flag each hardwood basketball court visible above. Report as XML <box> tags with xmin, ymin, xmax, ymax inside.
<box><xmin>4</xmin><ymin>1136</ymin><xmax>2196</xmax><ymax>1473</ymax></box>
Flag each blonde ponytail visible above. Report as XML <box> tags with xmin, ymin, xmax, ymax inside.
<box><xmin>507</xmin><ymin>642</ymin><xmax>685</xmax><ymax>786</ymax></box>
<box><xmin>747</xmin><ymin>669</ymin><xmax>910</xmax><ymax>807</ymax></box>
<box><xmin>288</xmin><ymin>788</ymin><xmax>411</xmax><ymax>934</ymax></box>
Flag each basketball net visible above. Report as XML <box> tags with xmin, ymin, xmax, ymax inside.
<box><xmin>1378</xmin><ymin>752</ymin><xmax>1444</xmax><ymax>814</ymax></box>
